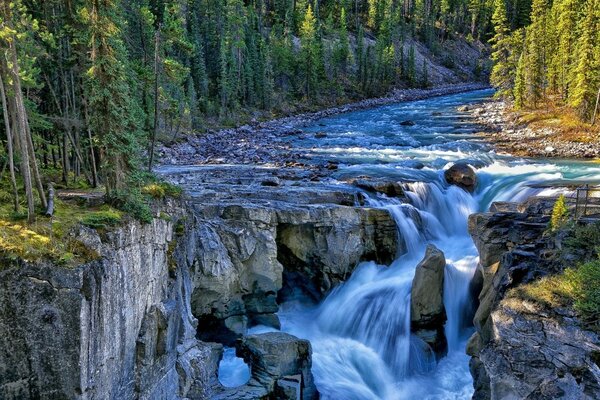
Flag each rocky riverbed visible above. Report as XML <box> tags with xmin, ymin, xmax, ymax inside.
<box><xmin>158</xmin><ymin>83</ymin><xmax>489</xmax><ymax>167</ymax></box>
<box><xmin>469</xmin><ymin>101</ymin><xmax>600</xmax><ymax>158</ymax></box>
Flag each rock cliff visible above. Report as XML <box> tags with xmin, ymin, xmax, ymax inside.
<box><xmin>467</xmin><ymin>198</ymin><xmax>600</xmax><ymax>400</ymax></box>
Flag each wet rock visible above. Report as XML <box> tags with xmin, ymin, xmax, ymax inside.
<box><xmin>235</xmin><ymin>333</ymin><xmax>318</xmax><ymax>400</ymax></box>
<box><xmin>314</xmin><ymin>132</ymin><xmax>327</xmax><ymax>138</ymax></box>
<box><xmin>277</xmin><ymin>207</ymin><xmax>398</xmax><ymax>300</ymax></box>
<box><xmin>444</xmin><ymin>162</ymin><xmax>477</xmax><ymax>192</ymax></box>
<box><xmin>350</xmin><ymin>178</ymin><xmax>405</xmax><ymax>198</ymax></box>
<box><xmin>410</xmin><ymin>244</ymin><xmax>447</xmax><ymax>352</ymax></box>
<box><xmin>261</xmin><ymin>177</ymin><xmax>281</xmax><ymax>187</ymax></box>
<box><xmin>400</xmin><ymin>120</ymin><xmax>416</xmax><ymax>126</ymax></box>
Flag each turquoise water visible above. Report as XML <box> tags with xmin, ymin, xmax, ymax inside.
<box><xmin>219</xmin><ymin>89</ymin><xmax>600</xmax><ymax>399</ymax></box>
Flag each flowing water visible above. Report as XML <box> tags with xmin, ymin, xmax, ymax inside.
<box><xmin>220</xmin><ymin>89</ymin><xmax>600</xmax><ymax>398</ymax></box>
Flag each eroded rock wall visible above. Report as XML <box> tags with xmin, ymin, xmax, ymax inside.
<box><xmin>0</xmin><ymin>173</ymin><xmax>400</xmax><ymax>399</ymax></box>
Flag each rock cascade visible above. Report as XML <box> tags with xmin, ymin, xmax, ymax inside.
<box><xmin>467</xmin><ymin>198</ymin><xmax>600</xmax><ymax>400</ymax></box>
<box><xmin>410</xmin><ymin>244</ymin><xmax>448</xmax><ymax>353</ymax></box>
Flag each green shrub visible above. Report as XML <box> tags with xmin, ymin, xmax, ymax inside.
<box><xmin>550</xmin><ymin>194</ymin><xmax>569</xmax><ymax>232</ymax></box>
<box><xmin>108</xmin><ymin>190</ymin><xmax>153</xmax><ymax>224</ymax></box>
<box><xmin>572</xmin><ymin>259</ymin><xmax>600</xmax><ymax>329</ymax></box>
<box><xmin>564</xmin><ymin>222</ymin><xmax>600</xmax><ymax>257</ymax></box>
<box><xmin>142</xmin><ymin>182</ymin><xmax>183</xmax><ymax>200</ymax></box>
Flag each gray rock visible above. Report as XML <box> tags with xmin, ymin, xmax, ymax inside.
<box><xmin>468</xmin><ymin>197</ymin><xmax>600</xmax><ymax>400</ymax></box>
<box><xmin>410</xmin><ymin>245</ymin><xmax>447</xmax><ymax>352</ymax></box>
<box><xmin>0</xmin><ymin>215</ymin><xmax>213</xmax><ymax>400</ymax></box>
<box><xmin>236</xmin><ymin>333</ymin><xmax>318</xmax><ymax>400</ymax></box>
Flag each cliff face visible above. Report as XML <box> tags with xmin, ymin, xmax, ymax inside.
<box><xmin>0</xmin><ymin>212</ymin><xmax>220</xmax><ymax>400</ymax></box>
<box><xmin>467</xmin><ymin>199</ymin><xmax>600</xmax><ymax>400</ymax></box>
<box><xmin>0</xmin><ymin>166</ymin><xmax>400</xmax><ymax>399</ymax></box>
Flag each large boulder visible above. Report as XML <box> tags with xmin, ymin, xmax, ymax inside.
<box><xmin>444</xmin><ymin>163</ymin><xmax>477</xmax><ymax>192</ymax></box>
<box><xmin>410</xmin><ymin>244</ymin><xmax>447</xmax><ymax>353</ymax></box>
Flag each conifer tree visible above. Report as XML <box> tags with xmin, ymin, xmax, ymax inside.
<box><xmin>299</xmin><ymin>4</ymin><xmax>321</xmax><ymax>99</ymax></box>
<box><xmin>514</xmin><ymin>50</ymin><xmax>526</xmax><ymax>108</ymax></box>
<box><xmin>490</xmin><ymin>0</ymin><xmax>514</xmax><ymax>98</ymax></box>
<box><xmin>524</xmin><ymin>0</ymin><xmax>548</xmax><ymax>107</ymax></box>
<box><xmin>79</xmin><ymin>0</ymin><xmax>144</xmax><ymax>193</ymax></box>
<box><xmin>569</xmin><ymin>0</ymin><xmax>599</xmax><ymax>119</ymax></box>
<box><xmin>553</xmin><ymin>0</ymin><xmax>577</xmax><ymax>98</ymax></box>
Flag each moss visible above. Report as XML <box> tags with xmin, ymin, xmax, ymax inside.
<box><xmin>81</xmin><ymin>210</ymin><xmax>122</xmax><ymax>229</ymax></box>
<box><xmin>0</xmin><ymin>179</ymin><xmax>116</xmax><ymax>266</ymax></box>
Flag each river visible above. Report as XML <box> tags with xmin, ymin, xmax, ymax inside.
<box><xmin>218</xmin><ymin>89</ymin><xmax>600</xmax><ymax>399</ymax></box>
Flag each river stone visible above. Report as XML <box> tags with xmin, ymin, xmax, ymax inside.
<box><xmin>444</xmin><ymin>162</ymin><xmax>477</xmax><ymax>192</ymax></box>
<box><xmin>236</xmin><ymin>332</ymin><xmax>318</xmax><ymax>400</ymax></box>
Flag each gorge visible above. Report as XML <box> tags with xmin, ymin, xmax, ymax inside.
<box><xmin>1</xmin><ymin>89</ymin><xmax>600</xmax><ymax>399</ymax></box>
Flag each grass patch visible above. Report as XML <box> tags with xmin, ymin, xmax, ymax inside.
<box><xmin>511</xmin><ymin>221</ymin><xmax>600</xmax><ymax>332</ymax></box>
<box><xmin>81</xmin><ymin>210</ymin><xmax>122</xmax><ymax>229</ymax></box>
<box><xmin>511</xmin><ymin>260</ymin><xmax>600</xmax><ymax>331</ymax></box>
<box><xmin>142</xmin><ymin>181</ymin><xmax>183</xmax><ymax>200</ymax></box>
<box><xmin>514</xmin><ymin>102</ymin><xmax>600</xmax><ymax>144</ymax></box>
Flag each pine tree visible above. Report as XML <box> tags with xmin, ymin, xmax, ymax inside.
<box><xmin>333</xmin><ymin>7</ymin><xmax>351</xmax><ymax>75</ymax></box>
<box><xmin>490</xmin><ymin>0</ymin><xmax>514</xmax><ymax>98</ymax></box>
<box><xmin>299</xmin><ymin>4</ymin><xmax>321</xmax><ymax>99</ymax></box>
<box><xmin>79</xmin><ymin>0</ymin><xmax>144</xmax><ymax>193</ymax></box>
<box><xmin>553</xmin><ymin>0</ymin><xmax>577</xmax><ymax>99</ymax></box>
<box><xmin>514</xmin><ymin>50</ymin><xmax>527</xmax><ymax>108</ymax></box>
<box><xmin>407</xmin><ymin>45</ymin><xmax>416</xmax><ymax>86</ymax></box>
<box><xmin>524</xmin><ymin>0</ymin><xmax>549</xmax><ymax>107</ymax></box>
<box><xmin>569</xmin><ymin>0</ymin><xmax>599</xmax><ymax>119</ymax></box>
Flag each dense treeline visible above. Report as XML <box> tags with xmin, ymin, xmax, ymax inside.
<box><xmin>1</xmin><ymin>0</ymin><xmax>494</xmax><ymax>221</ymax></box>
<box><xmin>490</xmin><ymin>0</ymin><xmax>600</xmax><ymax>121</ymax></box>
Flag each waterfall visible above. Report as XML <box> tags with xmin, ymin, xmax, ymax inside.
<box><xmin>286</xmin><ymin>179</ymin><xmax>477</xmax><ymax>399</ymax></box>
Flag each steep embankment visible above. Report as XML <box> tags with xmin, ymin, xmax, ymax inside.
<box><xmin>467</xmin><ymin>199</ymin><xmax>600</xmax><ymax>399</ymax></box>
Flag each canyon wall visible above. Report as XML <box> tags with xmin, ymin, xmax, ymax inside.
<box><xmin>0</xmin><ymin>170</ymin><xmax>400</xmax><ymax>399</ymax></box>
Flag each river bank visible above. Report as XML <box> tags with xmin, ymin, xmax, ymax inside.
<box><xmin>158</xmin><ymin>82</ymin><xmax>489</xmax><ymax>167</ymax></box>
<box><xmin>470</xmin><ymin>100</ymin><xmax>600</xmax><ymax>159</ymax></box>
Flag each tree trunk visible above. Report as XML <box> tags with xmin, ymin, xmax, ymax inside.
<box><xmin>0</xmin><ymin>73</ymin><xmax>19</xmax><ymax>212</ymax></box>
<box><xmin>3</xmin><ymin>49</ymin><xmax>35</xmax><ymax>221</ymax></box>
<box><xmin>148</xmin><ymin>26</ymin><xmax>161</xmax><ymax>172</ymax></box>
<box><xmin>592</xmin><ymin>87</ymin><xmax>600</xmax><ymax>125</ymax></box>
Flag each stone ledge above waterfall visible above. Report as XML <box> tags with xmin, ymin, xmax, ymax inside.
<box><xmin>163</xmin><ymin>165</ymin><xmax>402</xmax><ymax>346</ymax></box>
